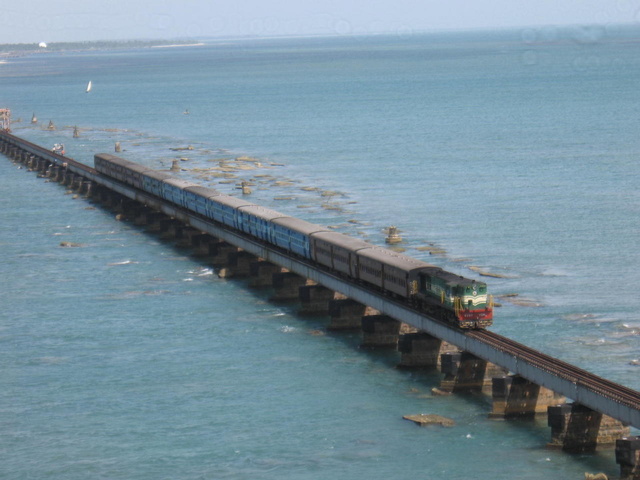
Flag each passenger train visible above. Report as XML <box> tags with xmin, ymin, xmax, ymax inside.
<box><xmin>94</xmin><ymin>153</ymin><xmax>493</xmax><ymax>329</ymax></box>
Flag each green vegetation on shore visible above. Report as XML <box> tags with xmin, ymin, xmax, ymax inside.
<box><xmin>0</xmin><ymin>39</ymin><xmax>199</xmax><ymax>56</ymax></box>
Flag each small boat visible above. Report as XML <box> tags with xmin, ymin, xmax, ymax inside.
<box><xmin>86</xmin><ymin>81</ymin><xmax>92</xmax><ymax>93</ymax></box>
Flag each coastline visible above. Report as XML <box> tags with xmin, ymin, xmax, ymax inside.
<box><xmin>0</xmin><ymin>39</ymin><xmax>202</xmax><ymax>58</ymax></box>
<box><xmin>151</xmin><ymin>43</ymin><xmax>206</xmax><ymax>48</ymax></box>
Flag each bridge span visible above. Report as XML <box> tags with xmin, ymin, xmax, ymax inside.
<box><xmin>1</xmin><ymin>131</ymin><xmax>639</xmax><ymax>438</ymax></box>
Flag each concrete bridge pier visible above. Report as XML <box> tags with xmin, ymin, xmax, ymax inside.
<box><xmin>433</xmin><ymin>351</ymin><xmax>508</xmax><ymax>396</ymax></box>
<box><xmin>89</xmin><ymin>184</ymin><xmax>106</xmax><ymax>201</ymax></box>
<box><xmin>248</xmin><ymin>261</ymin><xmax>285</xmax><ymax>288</ymax></box>
<box><xmin>298</xmin><ymin>285</ymin><xmax>342</xmax><ymax>315</ymax></box>
<box><xmin>154</xmin><ymin>217</ymin><xmax>179</xmax><ymax>236</ymax></box>
<box><xmin>397</xmin><ymin>332</ymin><xmax>459</xmax><ymax>368</ymax></box>
<box><xmin>616</xmin><ymin>436</ymin><xmax>640</xmax><ymax>480</ymax></box>
<box><xmin>361</xmin><ymin>314</ymin><xmax>401</xmax><ymax>348</ymax></box>
<box><xmin>133</xmin><ymin>209</ymin><xmax>164</xmax><ymax>228</ymax></box>
<box><xmin>327</xmin><ymin>299</ymin><xmax>377</xmax><ymax>330</ymax></box>
<box><xmin>113</xmin><ymin>199</ymin><xmax>142</xmax><ymax>218</ymax></box>
<box><xmin>218</xmin><ymin>251</ymin><xmax>257</xmax><ymax>278</ymax></box>
<box><xmin>73</xmin><ymin>175</ymin><xmax>85</xmax><ymax>191</ymax></box>
<box><xmin>62</xmin><ymin>171</ymin><xmax>75</xmax><ymax>188</ymax></box>
<box><xmin>489</xmin><ymin>375</ymin><xmax>565</xmax><ymax>418</ymax></box>
<box><xmin>208</xmin><ymin>241</ymin><xmax>240</xmax><ymax>266</ymax></box>
<box><xmin>38</xmin><ymin>159</ymin><xmax>50</xmax><ymax>175</ymax></box>
<box><xmin>26</xmin><ymin>154</ymin><xmax>36</xmax><ymax>170</ymax></box>
<box><xmin>270</xmin><ymin>272</ymin><xmax>312</xmax><ymax>301</ymax></box>
<box><xmin>33</xmin><ymin>157</ymin><xmax>44</xmax><ymax>173</ymax></box>
<box><xmin>188</xmin><ymin>233</ymin><xmax>214</xmax><ymax>256</ymax></box>
<box><xmin>143</xmin><ymin>212</ymin><xmax>172</xmax><ymax>233</ymax></box>
<box><xmin>547</xmin><ymin>403</ymin><xmax>631</xmax><ymax>453</ymax></box>
<box><xmin>191</xmin><ymin>235</ymin><xmax>224</xmax><ymax>257</ymax></box>
<box><xmin>159</xmin><ymin>219</ymin><xmax>186</xmax><ymax>240</ymax></box>
<box><xmin>94</xmin><ymin>185</ymin><xmax>115</xmax><ymax>205</ymax></box>
<box><xmin>175</xmin><ymin>227</ymin><xmax>203</xmax><ymax>248</ymax></box>
<box><xmin>49</xmin><ymin>165</ymin><xmax>60</xmax><ymax>181</ymax></box>
<box><xmin>81</xmin><ymin>181</ymin><xmax>94</xmax><ymax>197</ymax></box>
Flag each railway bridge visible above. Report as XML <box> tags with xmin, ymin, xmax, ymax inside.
<box><xmin>2</xmin><ymin>130</ymin><xmax>639</xmax><ymax>478</ymax></box>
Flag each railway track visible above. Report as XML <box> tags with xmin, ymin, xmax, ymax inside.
<box><xmin>470</xmin><ymin>329</ymin><xmax>640</xmax><ymax>409</ymax></box>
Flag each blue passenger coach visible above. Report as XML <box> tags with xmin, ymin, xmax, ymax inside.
<box><xmin>93</xmin><ymin>153</ymin><xmax>494</xmax><ymax>329</ymax></box>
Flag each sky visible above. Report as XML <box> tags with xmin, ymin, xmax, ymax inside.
<box><xmin>3</xmin><ymin>0</ymin><xmax>640</xmax><ymax>44</ymax></box>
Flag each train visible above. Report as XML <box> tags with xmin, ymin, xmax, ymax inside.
<box><xmin>94</xmin><ymin>153</ymin><xmax>493</xmax><ymax>329</ymax></box>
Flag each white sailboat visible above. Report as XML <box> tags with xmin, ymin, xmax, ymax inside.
<box><xmin>86</xmin><ymin>81</ymin><xmax>92</xmax><ymax>93</ymax></box>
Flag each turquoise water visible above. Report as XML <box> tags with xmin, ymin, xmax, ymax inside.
<box><xmin>1</xmin><ymin>28</ymin><xmax>639</xmax><ymax>479</ymax></box>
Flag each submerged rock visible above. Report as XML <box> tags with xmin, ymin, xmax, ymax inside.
<box><xmin>467</xmin><ymin>266</ymin><xmax>512</xmax><ymax>278</ymax></box>
<box><xmin>403</xmin><ymin>414</ymin><xmax>455</xmax><ymax>427</ymax></box>
<box><xmin>497</xmin><ymin>293</ymin><xmax>543</xmax><ymax>307</ymax></box>
<box><xmin>416</xmin><ymin>244</ymin><xmax>447</xmax><ymax>256</ymax></box>
<box><xmin>59</xmin><ymin>241</ymin><xmax>85</xmax><ymax>248</ymax></box>
<box><xmin>584</xmin><ymin>473</ymin><xmax>608</xmax><ymax>480</ymax></box>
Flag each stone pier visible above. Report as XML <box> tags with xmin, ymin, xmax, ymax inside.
<box><xmin>271</xmin><ymin>272</ymin><xmax>311</xmax><ymax>301</ymax></box>
<box><xmin>433</xmin><ymin>352</ymin><xmax>508</xmax><ymax>396</ymax></box>
<box><xmin>327</xmin><ymin>299</ymin><xmax>376</xmax><ymax>330</ymax></box>
<box><xmin>81</xmin><ymin>181</ymin><xmax>94</xmax><ymax>197</ymax></box>
<box><xmin>73</xmin><ymin>175</ymin><xmax>85</xmax><ymax>191</ymax></box>
<box><xmin>616</xmin><ymin>436</ymin><xmax>640</xmax><ymax>480</ymax></box>
<box><xmin>159</xmin><ymin>219</ymin><xmax>185</xmax><ymax>240</ymax></box>
<box><xmin>153</xmin><ymin>217</ymin><xmax>177</xmax><ymax>235</ymax></box>
<box><xmin>175</xmin><ymin>227</ymin><xmax>203</xmax><ymax>248</ymax></box>
<box><xmin>361</xmin><ymin>314</ymin><xmax>401</xmax><ymax>348</ymax></box>
<box><xmin>248</xmin><ymin>261</ymin><xmax>284</xmax><ymax>288</ymax></box>
<box><xmin>361</xmin><ymin>314</ymin><xmax>402</xmax><ymax>348</ymax></box>
<box><xmin>489</xmin><ymin>375</ymin><xmax>565</xmax><ymax>418</ymax></box>
<box><xmin>547</xmin><ymin>403</ymin><xmax>631</xmax><ymax>453</ymax></box>
<box><xmin>100</xmin><ymin>190</ymin><xmax>125</xmax><ymax>210</ymax></box>
<box><xmin>208</xmin><ymin>241</ymin><xmax>240</xmax><ymax>266</ymax></box>
<box><xmin>134</xmin><ymin>210</ymin><xmax>165</xmax><ymax>228</ymax></box>
<box><xmin>298</xmin><ymin>285</ymin><xmax>341</xmax><ymax>315</ymax></box>
<box><xmin>62</xmin><ymin>171</ymin><xmax>75</xmax><ymax>187</ymax></box>
<box><xmin>187</xmin><ymin>233</ymin><xmax>214</xmax><ymax>256</ymax></box>
<box><xmin>190</xmin><ymin>234</ymin><xmax>220</xmax><ymax>257</ymax></box>
<box><xmin>218</xmin><ymin>251</ymin><xmax>257</xmax><ymax>278</ymax></box>
<box><xmin>397</xmin><ymin>332</ymin><xmax>459</xmax><ymax>368</ymax></box>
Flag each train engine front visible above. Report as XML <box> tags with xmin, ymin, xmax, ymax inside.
<box><xmin>416</xmin><ymin>269</ymin><xmax>493</xmax><ymax>328</ymax></box>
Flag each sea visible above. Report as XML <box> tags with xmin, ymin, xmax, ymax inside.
<box><xmin>1</xmin><ymin>26</ymin><xmax>639</xmax><ymax>479</ymax></box>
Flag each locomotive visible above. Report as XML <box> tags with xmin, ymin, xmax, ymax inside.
<box><xmin>94</xmin><ymin>153</ymin><xmax>493</xmax><ymax>329</ymax></box>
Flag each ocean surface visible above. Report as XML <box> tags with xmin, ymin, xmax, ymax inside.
<box><xmin>1</xmin><ymin>27</ymin><xmax>639</xmax><ymax>479</ymax></box>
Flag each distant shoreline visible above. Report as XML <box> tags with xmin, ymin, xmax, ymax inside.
<box><xmin>151</xmin><ymin>43</ymin><xmax>206</xmax><ymax>48</ymax></box>
<box><xmin>0</xmin><ymin>39</ymin><xmax>202</xmax><ymax>58</ymax></box>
